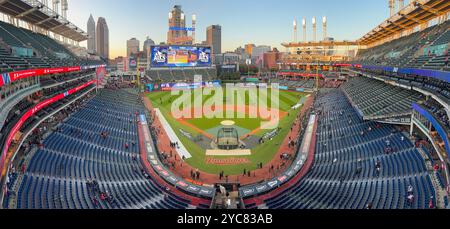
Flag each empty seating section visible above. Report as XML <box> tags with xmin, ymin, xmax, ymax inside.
<box><xmin>16</xmin><ymin>89</ymin><xmax>192</xmax><ymax>209</ymax></box>
<box><xmin>342</xmin><ymin>77</ymin><xmax>423</xmax><ymax>118</ymax></box>
<box><xmin>256</xmin><ymin>89</ymin><xmax>435</xmax><ymax>209</ymax></box>
<box><xmin>418</xmin><ymin>98</ymin><xmax>449</xmax><ymax>131</ymax></box>
<box><xmin>355</xmin><ymin>20</ymin><xmax>449</xmax><ymax>71</ymax></box>
<box><xmin>271</xmin><ymin>78</ymin><xmax>316</xmax><ymax>89</ymax></box>
<box><xmin>0</xmin><ymin>84</ymin><xmax>40</xmax><ymax>131</ymax></box>
<box><xmin>0</xmin><ymin>21</ymin><xmax>103</xmax><ymax>71</ymax></box>
<box><xmin>0</xmin><ymin>47</ymin><xmax>30</xmax><ymax>71</ymax></box>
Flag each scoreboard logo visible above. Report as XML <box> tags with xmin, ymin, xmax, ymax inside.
<box><xmin>153</xmin><ymin>50</ymin><xmax>166</xmax><ymax>63</ymax></box>
<box><xmin>198</xmin><ymin>50</ymin><xmax>209</xmax><ymax>63</ymax></box>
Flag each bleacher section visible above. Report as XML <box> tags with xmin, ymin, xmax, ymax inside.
<box><xmin>342</xmin><ymin>77</ymin><xmax>423</xmax><ymax>118</ymax></box>
<box><xmin>15</xmin><ymin>89</ymin><xmax>194</xmax><ymax>209</ymax></box>
<box><xmin>271</xmin><ymin>78</ymin><xmax>316</xmax><ymax>89</ymax></box>
<box><xmin>251</xmin><ymin>89</ymin><xmax>435</xmax><ymax>209</ymax></box>
<box><xmin>351</xmin><ymin>67</ymin><xmax>449</xmax><ymax>105</ymax></box>
<box><xmin>354</xmin><ymin>20</ymin><xmax>449</xmax><ymax>71</ymax></box>
<box><xmin>0</xmin><ymin>21</ymin><xmax>103</xmax><ymax>71</ymax></box>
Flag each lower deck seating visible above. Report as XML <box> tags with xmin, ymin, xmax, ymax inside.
<box><xmin>16</xmin><ymin>89</ymin><xmax>192</xmax><ymax>209</ymax></box>
<box><xmin>251</xmin><ymin>89</ymin><xmax>435</xmax><ymax>209</ymax></box>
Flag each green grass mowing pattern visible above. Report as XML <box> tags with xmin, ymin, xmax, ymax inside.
<box><xmin>146</xmin><ymin>88</ymin><xmax>306</xmax><ymax>175</ymax></box>
<box><xmin>186</xmin><ymin>111</ymin><xmax>263</xmax><ymax>131</ymax></box>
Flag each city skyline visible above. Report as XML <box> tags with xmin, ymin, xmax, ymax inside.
<box><xmin>68</xmin><ymin>0</ymin><xmax>391</xmax><ymax>59</ymax></box>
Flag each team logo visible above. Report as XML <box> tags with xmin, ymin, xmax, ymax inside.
<box><xmin>198</xmin><ymin>51</ymin><xmax>209</xmax><ymax>63</ymax></box>
<box><xmin>1</xmin><ymin>72</ymin><xmax>11</xmax><ymax>85</ymax></box>
<box><xmin>153</xmin><ymin>50</ymin><xmax>166</xmax><ymax>63</ymax></box>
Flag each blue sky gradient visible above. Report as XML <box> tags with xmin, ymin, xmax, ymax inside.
<box><xmin>67</xmin><ymin>0</ymin><xmax>391</xmax><ymax>58</ymax></box>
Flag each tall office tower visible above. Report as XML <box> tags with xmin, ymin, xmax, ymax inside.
<box><xmin>167</xmin><ymin>5</ymin><xmax>188</xmax><ymax>44</ymax></box>
<box><xmin>143</xmin><ymin>37</ymin><xmax>155</xmax><ymax>57</ymax></box>
<box><xmin>96</xmin><ymin>17</ymin><xmax>109</xmax><ymax>59</ymax></box>
<box><xmin>87</xmin><ymin>14</ymin><xmax>96</xmax><ymax>53</ymax></box>
<box><xmin>127</xmin><ymin>38</ymin><xmax>140</xmax><ymax>57</ymax></box>
<box><xmin>207</xmin><ymin>25</ymin><xmax>222</xmax><ymax>54</ymax></box>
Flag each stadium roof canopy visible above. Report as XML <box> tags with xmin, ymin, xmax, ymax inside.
<box><xmin>358</xmin><ymin>0</ymin><xmax>450</xmax><ymax>46</ymax></box>
<box><xmin>0</xmin><ymin>0</ymin><xmax>87</xmax><ymax>42</ymax></box>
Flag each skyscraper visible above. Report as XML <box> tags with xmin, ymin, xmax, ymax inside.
<box><xmin>167</xmin><ymin>5</ymin><xmax>188</xmax><ymax>44</ymax></box>
<box><xmin>143</xmin><ymin>37</ymin><xmax>155</xmax><ymax>57</ymax></box>
<box><xmin>96</xmin><ymin>17</ymin><xmax>109</xmax><ymax>59</ymax></box>
<box><xmin>127</xmin><ymin>38</ymin><xmax>140</xmax><ymax>57</ymax></box>
<box><xmin>87</xmin><ymin>14</ymin><xmax>96</xmax><ymax>53</ymax></box>
<box><xmin>207</xmin><ymin>25</ymin><xmax>221</xmax><ymax>54</ymax></box>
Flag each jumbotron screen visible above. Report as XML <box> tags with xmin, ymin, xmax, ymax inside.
<box><xmin>150</xmin><ymin>45</ymin><xmax>211</xmax><ymax>67</ymax></box>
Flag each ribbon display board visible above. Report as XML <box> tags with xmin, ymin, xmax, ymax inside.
<box><xmin>0</xmin><ymin>64</ymin><xmax>106</xmax><ymax>88</ymax></box>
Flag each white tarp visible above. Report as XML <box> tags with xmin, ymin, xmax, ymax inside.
<box><xmin>154</xmin><ymin>108</ymin><xmax>192</xmax><ymax>159</ymax></box>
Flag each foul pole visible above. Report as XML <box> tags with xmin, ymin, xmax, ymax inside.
<box><xmin>136</xmin><ymin>58</ymin><xmax>140</xmax><ymax>90</ymax></box>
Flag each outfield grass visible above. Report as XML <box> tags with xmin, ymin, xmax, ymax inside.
<box><xmin>147</xmin><ymin>87</ymin><xmax>306</xmax><ymax>175</ymax></box>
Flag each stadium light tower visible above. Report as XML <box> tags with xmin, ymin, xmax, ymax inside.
<box><xmin>312</xmin><ymin>17</ymin><xmax>317</xmax><ymax>42</ymax></box>
<box><xmin>192</xmin><ymin>14</ymin><xmax>196</xmax><ymax>44</ymax></box>
<box><xmin>52</xmin><ymin>0</ymin><xmax>60</xmax><ymax>14</ymax></box>
<box><xmin>389</xmin><ymin>0</ymin><xmax>396</xmax><ymax>17</ymax></box>
<box><xmin>293</xmin><ymin>18</ymin><xmax>297</xmax><ymax>43</ymax></box>
<box><xmin>398</xmin><ymin>0</ymin><xmax>405</xmax><ymax>11</ymax></box>
<box><xmin>61</xmin><ymin>0</ymin><xmax>68</xmax><ymax>44</ymax></box>
<box><xmin>61</xmin><ymin>0</ymin><xmax>68</xmax><ymax>19</ymax></box>
<box><xmin>322</xmin><ymin>16</ymin><xmax>327</xmax><ymax>41</ymax></box>
<box><xmin>53</xmin><ymin>0</ymin><xmax>60</xmax><ymax>41</ymax></box>
<box><xmin>302</xmin><ymin>17</ymin><xmax>306</xmax><ymax>42</ymax></box>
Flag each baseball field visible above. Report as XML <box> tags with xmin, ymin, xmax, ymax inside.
<box><xmin>147</xmin><ymin>87</ymin><xmax>307</xmax><ymax>175</ymax></box>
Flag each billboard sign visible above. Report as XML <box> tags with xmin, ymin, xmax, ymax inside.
<box><xmin>151</xmin><ymin>46</ymin><xmax>211</xmax><ymax>67</ymax></box>
<box><xmin>129</xmin><ymin>58</ymin><xmax>137</xmax><ymax>68</ymax></box>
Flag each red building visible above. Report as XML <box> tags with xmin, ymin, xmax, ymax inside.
<box><xmin>263</xmin><ymin>48</ymin><xmax>283</xmax><ymax>70</ymax></box>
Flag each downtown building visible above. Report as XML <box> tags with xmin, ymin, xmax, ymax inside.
<box><xmin>96</xmin><ymin>17</ymin><xmax>109</xmax><ymax>59</ymax></box>
<box><xmin>167</xmin><ymin>5</ymin><xmax>193</xmax><ymax>45</ymax></box>
<box><xmin>143</xmin><ymin>37</ymin><xmax>155</xmax><ymax>58</ymax></box>
<box><xmin>87</xmin><ymin>14</ymin><xmax>96</xmax><ymax>54</ymax></box>
<box><xmin>127</xmin><ymin>38</ymin><xmax>140</xmax><ymax>57</ymax></box>
<box><xmin>207</xmin><ymin>25</ymin><xmax>222</xmax><ymax>54</ymax></box>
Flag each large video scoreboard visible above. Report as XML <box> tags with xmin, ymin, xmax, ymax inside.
<box><xmin>150</xmin><ymin>45</ymin><xmax>211</xmax><ymax>68</ymax></box>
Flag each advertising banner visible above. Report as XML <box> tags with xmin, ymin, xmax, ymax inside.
<box><xmin>129</xmin><ymin>58</ymin><xmax>137</xmax><ymax>68</ymax></box>
<box><xmin>159</xmin><ymin>81</ymin><xmax>221</xmax><ymax>91</ymax></box>
<box><xmin>0</xmin><ymin>65</ymin><xmax>104</xmax><ymax>88</ymax></box>
<box><xmin>146</xmin><ymin>84</ymin><xmax>154</xmax><ymax>92</ymax></box>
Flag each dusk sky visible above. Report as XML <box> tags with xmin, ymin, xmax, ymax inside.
<box><xmin>67</xmin><ymin>0</ymin><xmax>394</xmax><ymax>58</ymax></box>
